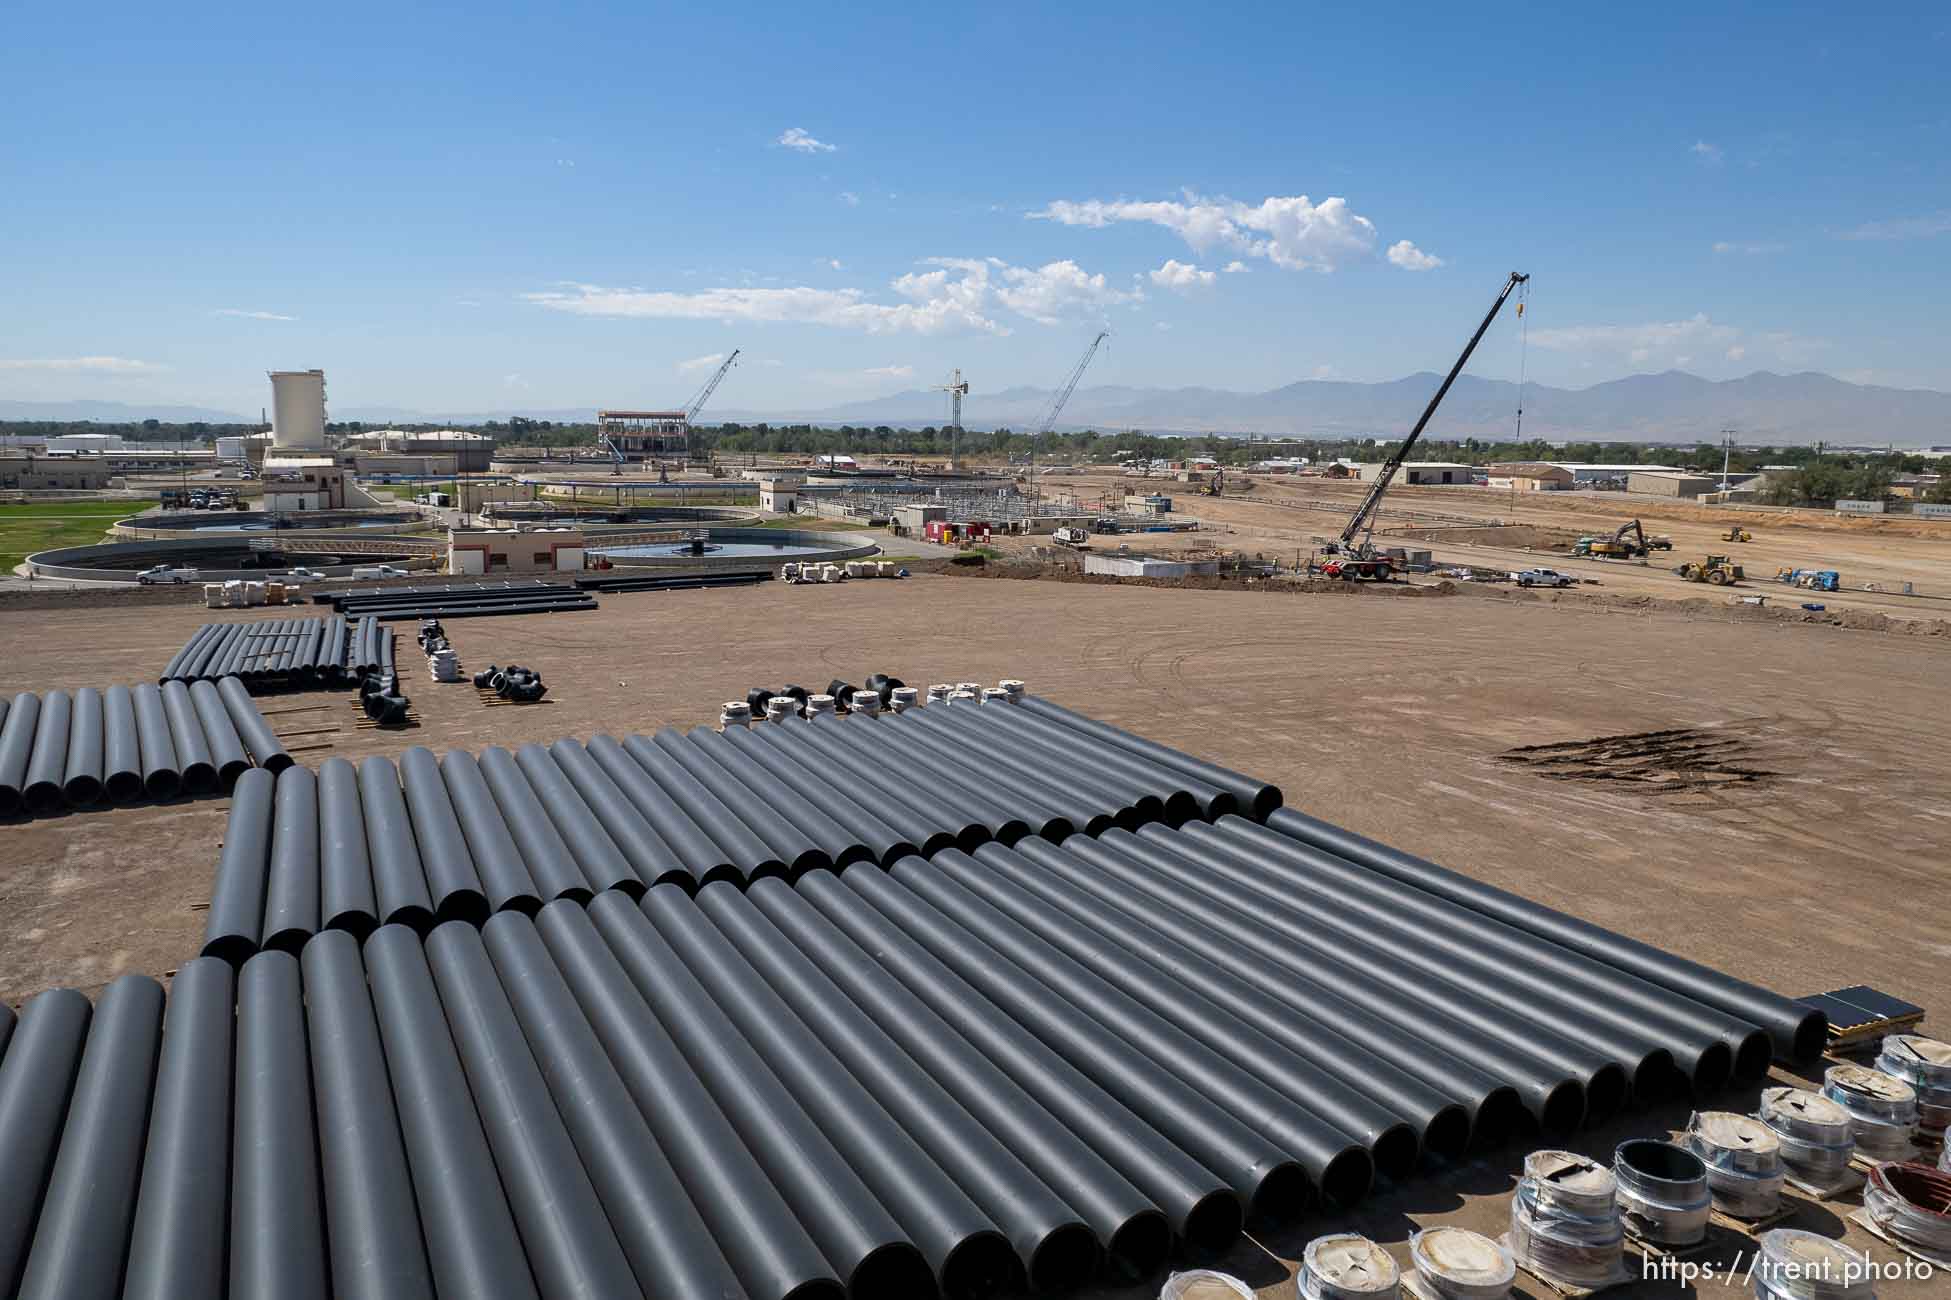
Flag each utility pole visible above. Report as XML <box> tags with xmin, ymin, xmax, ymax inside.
<box><xmin>1720</xmin><ymin>427</ymin><xmax>1736</xmax><ymax>493</ymax></box>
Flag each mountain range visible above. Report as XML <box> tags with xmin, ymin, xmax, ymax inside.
<box><xmin>5</xmin><ymin>371</ymin><xmax>1947</xmax><ymax>444</ymax></box>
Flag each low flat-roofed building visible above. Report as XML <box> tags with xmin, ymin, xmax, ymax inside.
<box><xmin>1485</xmin><ymin>462</ymin><xmax>1575</xmax><ymax>490</ymax></box>
<box><xmin>262</xmin><ymin>456</ymin><xmax>347</xmax><ymax>511</ymax></box>
<box><xmin>448</xmin><ymin>526</ymin><xmax>585</xmax><ymax>575</ymax></box>
<box><xmin>1358</xmin><ymin>461</ymin><xmax>1473</xmax><ymax>485</ymax></box>
<box><xmin>1627</xmin><ymin>470</ymin><xmax>1721</xmax><ymax>498</ymax></box>
<box><xmin>0</xmin><ymin>455</ymin><xmax>112</xmax><ymax>490</ymax></box>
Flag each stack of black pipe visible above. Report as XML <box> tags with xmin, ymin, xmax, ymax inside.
<box><xmin>322</xmin><ymin>580</ymin><xmax>597</xmax><ymax>622</ymax></box>
<box><xmin>574</xmin><ymin>570</ymin><xmax>769</xmax><ymax>594</ymax></box>
<box><xmin>0</xmin><ymin>682</ymin><xmax>287</xmax><ymax>818</ymax></box>
<box><xmin>8</xmin><ymin>693</ymin><xmax>1833</xmax><ymax>1300</ymax></box>
<box><xmin>160</xmin><ymin>616</ymin><xmax>356</xmax><ymax>691</ymax></box>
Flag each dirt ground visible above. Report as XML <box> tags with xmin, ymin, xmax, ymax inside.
<box><xmin>1</xmin><ymin>575</ymin><xmax>1945</xmax><ymax>1298</ymax></box>
<box><xmin>1037</xmin><ymin>472</ymin><xmax>1951</xmax><ymax>625</ymax></box>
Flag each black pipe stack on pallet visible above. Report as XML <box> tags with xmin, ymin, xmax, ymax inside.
<box><xmin>0</xmin><ymin>684</ymin><xmax>288</xmax><ymax>819</ymax></box>
<box><xmin>4</xmin><ymin>693</ymin><xmax>1829</xmax><ymax>1300</ymax></box>
<box><xmin>161</xmin><ymin>615</ymin><xmax>363</xmax><ymax>692</ymax></box>
<box><xmin>321</xmin><ymin>580</ymin><xmax>598</xmax><ymax>621</ymax></box>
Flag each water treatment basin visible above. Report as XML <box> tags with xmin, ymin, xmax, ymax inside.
<box><xmin>590</xmin><ymin>527</ymin><xmax>878</xmax><ymax>569</ymax></box>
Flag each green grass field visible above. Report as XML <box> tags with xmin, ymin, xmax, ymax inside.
<box><xmin>0</xmin><ymin>501</ymin><xmax>146</xmax><ymax>573</ymax></box>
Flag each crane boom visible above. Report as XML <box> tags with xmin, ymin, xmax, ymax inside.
<box><xmin>1030</xmin><ymin>331</ymin><xmax>1107</xmax><ymax>491</ymax></box>
<box><xmin>685</xmin><ymin>349</ymin><xmax>741</xmax><ymax>422</ymax></box>
<box><xmin>1336</xmin><ymin>272</ymin><xmax>1529</xmax><ymax>552</ymax></box>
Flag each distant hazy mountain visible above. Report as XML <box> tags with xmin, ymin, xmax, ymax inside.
<box><xmin>0</xmin><ymin>398</ymin><xmax>253</xmax><ymax>423</ymax></box>
<box><xmin>725</xmin><ymin>370</ymin><xmax>1951</xmax><ymax>444</ymax></box>
<box><xmin>9</xmin><ymin>371</ymin><xmax>1948</xmax><ymax>443</ymax></box>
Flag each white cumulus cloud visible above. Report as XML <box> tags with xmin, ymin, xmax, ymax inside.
<box><xmin>1222</xmin><ymin>260</ymin><xmax>1249</xmax><ymax>274</ymax></box>
<box><xmin>776</xmin><ymin>127</ymin><xmax>836</xmax><ymax>154</ymax></box>
<box><xmin>0</xmin><ymin>356</ymin><xmax>168</xmax><ymax>372</ymax></box>
<box><xmin>1691</xmin><ymin>140</ymin><xmax>1724</xmax><ymax>165</ymax></box>
<box><xmin>1529</xmin><ymin>313</ymin><xmax>1823</xmax><ymax>370</ymax></box>
<box><xmin>676</xmin><ymin>352</ymin><xmax>727</xmax><ymax>374</ymax></box>
<box><xmin>839</xmin><ymin>191</ymin><xmax>860</xmax><ymax>206</ymax></box>
<box><xmin>1149</xmin><ymin>259</ymin><xmax>1217</xmax><ymax>291</ymax></box>
<box><xmin>1032</xmin><ymin>190</ymin><xmax>1383</xmax><ymax>271</ymax></box>
<box><xmin>1385</xmin><ymin>240</ymin><xmax>1443</xmax><ymax>271</ymax></box>
<box><xmin>214</xmin><ymin>308</ymin><xmax>297</xmax><ymax>321</ymax></box>
<box><xmin>863</xmin><ymin>365</ymin><xmax>913</xmax><ymax>379</ymax></box>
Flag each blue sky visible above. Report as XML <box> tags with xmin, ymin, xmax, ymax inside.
<box><xmin>3</xmin><ymin>1</ymin><xmax>1947</xmax><ymax>418</ymax></box>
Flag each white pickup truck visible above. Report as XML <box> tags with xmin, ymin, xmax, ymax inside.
<box><xmin>1510</xmin><ymin>567</ymin><xmax>1576</xmax><ymax>588</ymax></box>
<box><xmin>136</xmin><ymin>565</ymin><xmax>200</xmax><ymax>585</ymax></box>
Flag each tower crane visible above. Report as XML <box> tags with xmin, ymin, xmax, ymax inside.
<box><xmin>1030</xmin><ymin>331</ymin><xmax>1107</xmax><ymax>497</ymax></box>
<box><xmin>683</xmin><ymin>349</ymin><xmax>741</xmax><ymax>459</ymax></box>
<box><xmin>934</xmin><ymin>368</ymin><xmax>969</xmax><ymax>470</ymax></box>
<box><xmin>1318</xmin><ymin>271</ymin><xmax>1529</xmax><ymax>581</ymax></box>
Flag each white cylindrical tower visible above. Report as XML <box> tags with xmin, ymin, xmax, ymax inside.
<box><xmin>268</xmin><ymin>369</ymin><xmax>327</xmax><ymax>449</ymax></box>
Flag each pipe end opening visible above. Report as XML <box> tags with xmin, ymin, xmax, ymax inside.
<box><xmin>848</xmin><ymin>1241</ymin><xmax>936</xmax><ymax>1300</ymax></box>
<box><xmin>1423</xmin><ymin>1105</ymin><xmax>1473</xmax><ymax>1165</ymax></box>
<box><xmin>435</xmin><ymin>891</ymin><xmax>493</xmax><ymax>929</ymax></box>
<box><xmin>1735</xmin><ymin>1030</ymin><xmax>1776</xmax><ymax>1081</ymax></box>
<box><xmin>1371</xmin><ymin>1124</ymin><xmax>1422</xmax><ymax>1182</ymax></box>
<box><xmin>1691</xmin><ymin>1041</ymin><xmax>1735</xmax><ymax>1098</ymax></box>
<box><xmin>939</xmin><ymin>1230</ymin><xmax>1015</xmax><ymax>1300</ymax></box>
<box><xmin>1027</xmin><ymin>1223</ymin><xmax>1099</xmax><ymax>1297</ymax></box>
<box><xmin>105</xmin><ymin>771</ymin><xmax>144</xmax><ymax>803</ymax></box>
<box><xmin>1585</xmin><ymin>1064</ymin><xmax>1629</xmax><ymax>1127</ymax></box>
<box><xmin>1106</xmin><ymin>1210</ymin><xmax>1171</xmax><ymax>1284</ymax></box>
<box><xmin>1181</xmin><ymin>1189</ymin><xmax>1245</xmax><ymax>1256</ymax></box>
<box><xmin>1539</xmin><ymin>1081</ymin><xmax>1587</xmax><ymax>1138</ymax></box>
<box><xmin>1248</xmin><ymin>1161</ymin><xmax>1315</xmax><ymax>1226</ymax></box>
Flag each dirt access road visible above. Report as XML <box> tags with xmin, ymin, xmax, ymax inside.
<box><xmin>1</xmin><ymin>575</ymin><xmax>1945</xmax><ymax>1297</ymax></box>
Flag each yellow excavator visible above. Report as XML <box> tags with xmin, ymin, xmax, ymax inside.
<box><xmin>1676</xmin><ymin>554</ymin><xmax>1744</xmax><ymax>585</ymax></box>
<box><xmin>1573</xmin><ymin>519</ymin><xmax>1674</xmax><ymax>558</ymax></box>
<box><xmin>1721</xmin><ymin>526</ymin><xmax>1754</xmax><ymax>543</ymax></box>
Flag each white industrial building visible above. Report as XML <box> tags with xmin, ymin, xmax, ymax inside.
<box><xmin>1547</xmin><ymin>462</ymin><xmax>1682</xmax><ymax>485</ymax></box>
<box><xmin>1357</xmin><ymin>461</ymin><xmax>1473</xmax><ymax>485</ymax></box>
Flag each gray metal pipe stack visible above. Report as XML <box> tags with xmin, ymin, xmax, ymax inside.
<box><xmin>231</xmin><ymin>950</ymin><xmax>328</xmax><ymax>1300</ymax></box>
<box><xmin>0</xmin><ymin>691</ymin><xmax>43</xmax><ymax>816</ymax></box>
<box><xmin>102</xmin><ymin>685</ymin><xmax>143</xmax><ymax>803</ymax></box>
<box><xmin>0</xmin><ymin>988</ymin><xmax>93</xmax><ymax>1297</ymax></box>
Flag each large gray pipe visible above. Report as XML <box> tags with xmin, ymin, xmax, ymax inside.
<box><xmin>907</xmin><ymin>703</ymin><xmax>1151</xmax><ymax>830</ymax></box>
<box><xmin>752</xmin><ymin>717</ymin><xmax>971</xmax><ymax>857</ymax></box>
<box><xmin>15</xmin><ymin>974</ymin><xmax>165</xmax><ymax>1300</ymax></box>
<box><xmin>1217</xmin><ymin>815</ymin><xmax>1755</xmax><ymax>1085</ymax></box>
<box><xmin>587</xmin><ymin>891</ymin><xmax>939</xmax><ymax>1299</ymax></box>
<box><xmin>123</xmin><ymin>958</ymin><xmax>234</xmax><ymax>1300</ymax></box>
<box><xmin>439</xmin><ymin>750</ymin><xmax>542</xmax><ymax>914</ymax></box>
<box><xmin>102</xmin><ymin>685</ymin><xmax>143</xmax><ymax>804</ymax></box>
<box><xmin>318</xmin><ymin>757</ymin><xmax>380</xmax><ymax>937</ymax></box>
<box><xmin>1104</xmin><ymin>827</ymin><xmax>1629</xmax><ymax>1125</ymax></box>
<box><xmin>981</xmin><ymin>840</ymin><xmax>1484</xmax><ymax>1158</ymax></box>
<box><xmin>622</xmin><ymin>732</ymin><xmax>793</xmax><ymax>881</ymax></box>
<box><xmin>1016</xmin><ymin>833</ymin><xmax>1537</xmax><ymax>1142</ymax></box>
<box><xmin>1265</xmin><ymin>807</ymin><xmax>1817</xmax><ymax>1064</ymax></box>
<box><xmin>547</xmin><ymin>738</ymin><xmax>684</xmax><ymax>893</ymax></box>
<box><xmin>188</xmin><ymin>679</ymin><xmax>251</xmax><ymax>790</ymax></box>
<box><xmin>0</xmin><ymin>1000</ymin><xmax>13</xmax><ymax>1065</ymax></box>
<box><xmin>359</xmin><ymin>756</ymin><xmax>436</xmax><ymax>930</ymax></box>
<box><xmin>513</xmin><ymin>742</ymin><xmax>639</xmax><ymax>897</ymax></box>
<box><xmin>899</xmin><ymin>706</ymin><xmax>1129</xmax><ymax>834</ymax></box>
<box><xmin>533</xmin><ymin>901</ymin><xmax>843</xmax><ymax>1300</ymax></box>
<box><xmin>710</xmin><ymin>880</ymin><xmax>1192</xmax><ymax>1274</ymax></box>
<box><xmin>425</xmin><ymin>922</ymin><xmax>644</xmax><ymax>1298</ymax></box>
<box><xmin>645</xmin><ymin>885</ymin><xmax>1060</xmax><ymax>1298</ymax></box>
<box><xmin>233</xmin><ymin>951</ymin><xmax>327</xmax><ymax>1300</ymax></box>
<box><xmin>158</xmin><ymin>681</ymin><xmax>215</xmax><ymax>795</ymax></box>
<box><xmin>363</xmin><ymin>925</ymin><xmax>540</xmax><ymax>1300</ymax></box>
<box><xmin>683</xmin><ymin>726</ymin><xmax>879</xmax><ymax>871</ymax></box>
<box><xmin>823</xmin><ymin>713</ymin><xmax>1056</xmax><ymax>843</ymax></box>
<box><xmin>789</xmin><ymin>714</ymin><xmax>1009</xmax><ymax>851</ymax></box>
<box><xmin>60</xmin><ymin>686</ymin><xmax>106</xmax><ymax>806</ymax></box>
<box><xmin>0</xmin><ymin>988</ymin><xmax>92</xmax><ymax>1297</ymax></box>
<box><xmin>22</xmin><ymin>688</ymin><xmax>72</xmax><ymax>815</ymax></box>
<box><xmin>218</xmin><ymin>675</ymin><xmax>293</xmax><ymax>773</ymax></box>
<box><xmin>399</xmin><ymin>746</ymin><xmax>490</xmax><ymax>924</ymax></box>
<box><xmin>477</xmin><ymin>746</ymin><xmax>590</xmax><ymax>902</ymax></box>
<box><xmin>820</xmin><ymin>866</ymin><xmax>1313</xmax><ymax>1223</ymax></box>
<box><xmin>262</xmin><ymin>766</ymin><xmax>321</xmax><ymax>953</ymax></box>
<box><xmin>972</xmin><ymin>701</ymin><xmax>1230</xmax><ymax>824</ymax></box>
<box><xmin>644</xmin><ymin>729</ymin><xmax>834</xmax><ymax>879</ymax></box>
<box><xmin>891</xmin><ymin>854</ymin><xmax>1385</xmax><ymax>1198</ymax></box>
<box><xmin>583</xmin><ymin>733</ymin><xmax>743</xmax><ymax>888</ymax></box>
<box><xmin>158</xmin><ymin>623</ymin><xmax>210</xmax><ymax>683</ymax></box>
<box><xmin>1170</xmin><ymin>819</ymin><xmax>1709</xmax><ymax>1093</ymax></box>
<box><xmin>724</xmin><ymin>724</ymin><xmax>922</xmax><ymax>865</ymax></box>
<box><xmin>0</xmin><ymin>691</ymin><xmax>43</xmax><ymax>816</ymax></box>
<box><xmin>1018</xmin><ymin>695</ymin><xmax>1282</xmax><ymax>819</ymax></box>
<box><xmin>201</xmin><ymin>767</ymin><xmax>276</xmax><ymax>964</ymax></box>
<box><xmin>480</xmin><ymin>912</ymin><xmax>751</xmax><ymax>1300</ymax></box>
<box><xmin>301</xmin><ymin>931</ymin><xmax>436</xmax><ymax>1300</ymax></box>
<box><xmin>129</xmin><ymin>685</ymin><xmax>179</xmax><ymax>800</ymax></box>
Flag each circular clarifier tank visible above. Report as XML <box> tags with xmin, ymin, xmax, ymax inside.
<box><xmin>591</xmin><ymin>527</ymin><xmax>879</xmax><ymax>568</ymax></box>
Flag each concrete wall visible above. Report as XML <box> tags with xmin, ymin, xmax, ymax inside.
<box><xmin>1084</xmin><ymin>554</ymin><xmax>1220</xmax><ymax>579</ymax></box>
